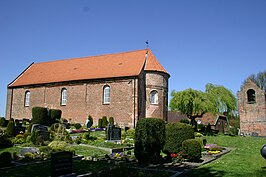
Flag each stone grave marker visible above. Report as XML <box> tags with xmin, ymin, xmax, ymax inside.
<box><xmin>51</xmin><ymin>151</ymin><xmax>73</xmax><ymax>177</ymax></box>
<box><xmin>106</xmin><ymin>124</ymin><xmax>121</xmax><ymax>141</ymax></box>
<box><xmin>31</xmin><ymin>124</ymin><xmax>50</xmax><ymax>140</ymax></box>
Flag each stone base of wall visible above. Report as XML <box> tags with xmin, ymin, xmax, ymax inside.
<box><xmin>240</xmin><ymin>121</ymin><xmax>266</xmax><ymax>136</ymax></box>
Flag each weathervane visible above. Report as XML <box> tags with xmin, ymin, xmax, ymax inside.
<box><xmin>145</xmin><ymin>40</ymin><xmax>149</xmax><ymax>49</ymax></box>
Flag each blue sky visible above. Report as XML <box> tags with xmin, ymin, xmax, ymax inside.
<box><xmin>0</xmin><ymin>0</ymin><xmax>265</xmax><ymax>117</ymax></box>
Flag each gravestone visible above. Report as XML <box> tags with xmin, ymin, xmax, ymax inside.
<box><xmin>106</xmin><ymin>124</ymin><xmax>121</xmax><ymax>141</ymax></box>
<box><xmin>31</xmin><ymin>124</ymin><xmax>50</xmax><ymax>140</ymax></box>
<box><xmin>51</xmin><ymin>151</ymin><xmax>73</xmax><ymax>177</ymax></box>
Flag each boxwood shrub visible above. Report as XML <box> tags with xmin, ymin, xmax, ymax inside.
<box><xmin>134</xmin><ymin>118</ymin><xmax>165</xmax><ymax>164</ymax></box>
<box><xmin>163</xmin><ymin>122</ymin><xmax>195</xmax><ymax>154</ymax></box>
<box><xmin>182</xmin><ymin>139</ymin><xmax>202</xmax><ymax>162</ymax></box>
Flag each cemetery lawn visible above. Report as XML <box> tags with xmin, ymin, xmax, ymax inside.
<box><xmin>185</xmin><ymin>135</ymin><xmax>266</xmax><ymax>177</ymax></box>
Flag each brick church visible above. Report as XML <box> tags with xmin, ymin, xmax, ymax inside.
<box><xmin>238</xmin><ymin>79</ymin><xmax>266</xmax><ymax>136</ymax></box>
<box><xmin>6</xmin><ymin>49</ymin><xmax>170</xmax><ymax>128</ymax></box>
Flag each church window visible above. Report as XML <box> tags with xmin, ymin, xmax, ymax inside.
<box><xmin>61</xmin><ymin>88</ymin><xmax>67</xmax><ymax>105</ymax></box>
<box><xmin>150</xmin><ymin>90</ymin><xmax>158</xmax><ymax>104</ymax></box>
<box><xmin>247</xmin><ymin>89</ymin><xmax>256</xmax><ymax>103</ymax></box>
<box><xmin>24</xmin><ymin>91</ymin><xmax>30</xmax><ymax>107</ymax></box>
<box><xmin>103</xmin><ymin>85</ymin><xmax>110</xmax><ymax>104</ymax></box>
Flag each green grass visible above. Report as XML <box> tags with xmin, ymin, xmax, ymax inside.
<box><xmin>71</xmin><ymin>145</ymin><xmax>109</xmax><ymax>157</ymax></box>
<box><xmin>186</xmin><ymin>135</ymin><xmax>266</xmax><ymax>177</ymax></box>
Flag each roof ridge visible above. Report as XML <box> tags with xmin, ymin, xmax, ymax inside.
<box><xmin>35</xmin><ymin>49</ymin><xmax>148</xmax><ymax>65</ymax></box>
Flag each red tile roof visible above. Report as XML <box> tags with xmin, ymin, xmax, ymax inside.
<box><xmin>9</xmin><ymin>49</ymin><xmax>169</xmax><ymax>87</ymax></box>
<box><xmin>195</xmin><ymin>113</ymin><xmax>227</xmax><ymax>125</ymax></box>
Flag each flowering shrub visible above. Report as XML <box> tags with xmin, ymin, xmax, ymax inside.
<box><xmin>170</xmin><ymin>151</ymin><xmax>184</xmax><ymax>162</ymax></box>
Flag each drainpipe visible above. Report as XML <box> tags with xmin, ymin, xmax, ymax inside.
<box><xmin>133</xmin><ymin>78</ymin><xmax>136</xmax><ymax>128</ymax></box>
<box><xmin>9</xmin><ymin>88</ymin><xmax>14</xmax><ymax>119</ymax></box>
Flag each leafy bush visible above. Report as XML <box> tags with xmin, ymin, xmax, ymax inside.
<box><xmin>182</xmin><ymin>139</ymin><xmax>202</xmax><ymax>162</ymax></box>
<box><xmin>86</xmin><ymin>115</ymin><xmax>93</xmax><ymax>128</ymax></box>
<box><xmin>0</xmin><ymin>117</ymin><xmax>8</xmax><ymax>127</ymax></box>
<box><xmin>39</xmin><ymin>146</ymin><xmax>53</xmax><ymax>159</ymax></box>
<box><xmin>109</xmin><ymin>117</ymin><xmax>114</xmax><ymax>125</ymax></box>
<box><xmin>73</xmin><ymin>123</ymin><xmax>82</xmax><ymax>129</ymax></box>
<box><xmin>32</xmin><ymin>107</ymin><xmax>50</xmax><ymax>126</ymax></box>
<box><xmin>0</xmin><ymin>152</ymin><xmax>12</xmax><ymax>167</ymax></box>
<box><xmin>134</xmin><ymin>118</ymin><xmax>165</xmax><ymax>164</ymax></box>
<box><xmin>48</xmin><ymin>140</ymin><xmax>68</xmax><ymax>151</ymax></box>
<box><xmin>0</xmin><ymin>133</ymin><xmax>13</xmax><ymax>148</ymax></box>
<box><xmin>22</xmin><ymin>152</ymin><xmax>35</xmax><ymax>162</ymax></box>
<box><xmin>163</xmin><ymin>122</ymin><xmax>195</xmax><ymax>154</ymax></box>
<box><xmin>48</xmin><ymin>109</ymin><xmax>62</xmax><ymax>124</ymax></box>
<box><xmin>102</xmin><ymin>116</ymin><xmax>108</xmax><ymax>127</ymax></box>
<box><xmin>13</xmin><ymin>134</ymin><xmax>25</xmax><ymax>144</ymax></box>
<box><xmin>180</xmin><ymin>119</ymin><xmax>190</xmax><ymax>124</ymax></box>
<box><xmin>6</xmin><ymin>119</ymin><xmax>16</xmax><ymax>137</ymax></box>
<box><xmin>197</xmin><ymin>124</ymin><xmax>206</xmax><ymax>132</ymax></box>
<box><xmin>206</xmin><ymin>123</ymin><xmax>212</xmax><ymax>134</ymax></box>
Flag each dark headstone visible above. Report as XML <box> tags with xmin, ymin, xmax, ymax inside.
<box><xmin>31</xmin><ymin>124</ymin><xmax>50</xmax><ymax>140</ymax></box>
<box><xmin>51</xmin><ymin>151</ymin><xmax>73</xmax><ymax>177</ymax></box>
<box><xmin>261</xmin><ymin>144</ymin><xmax>266</xmax><ymax>159</ymax></box>
<box><xmin>251</xmin><ymin>132</ymin><xmax>258</xmax><ymax>137</ymax></box>
<box><xmin>106</xmin><ymin>124</ymin><xmax>121</xmax><ymax>141</ymax></box>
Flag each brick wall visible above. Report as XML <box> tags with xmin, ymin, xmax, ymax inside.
<box><xmin>145</xmin><ymin>72</ymin><xmax>169</xmax><ymax>120</ymax></box>
<box><xmin>6</xmin><ymin>77</ymin><xmax>138</xmax><ymax>128</ymax></box>
<box><xmin>238</xmin><ymin>80</ymin><xmax>266</xmax><ymax>136</ymax></box>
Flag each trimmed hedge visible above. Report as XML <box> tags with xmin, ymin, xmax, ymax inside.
<box><xmin>48</xmin><ymin>109</ymin><xmax>62</xmax><ymax>124</ymax></box>
<box><xmin>163</xmin><ymin>122</ymin><xmax>195</xmax><ymax>154</ymax></box>
<box><xmin>134</xmin><ymin>118</ymin><xmax>165</xmax><ymax>164</ymax></box>
<box><xmin>32</xmin><ymin>107</ymin><xmax>50</xmax><ymax>126</ymax></box>
<box><xmin>182</xmin><ymin>139</ymin><xmax>202</xmax><ymax>162</ymax></box>
<box><xmin>98</xmin><ymin>118</ymin><xmax>103</xmax><ymax>128</ymax></box>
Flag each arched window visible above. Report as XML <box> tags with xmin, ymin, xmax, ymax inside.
<box><xmin>150</xmin><ymin>90</ymin><xmax>158</xmax><ymax>104</ymax></box>
<box><xmin>61</xmin><ymin>88</ymin><xmax>67</xmax><ymax>106</ymax></box>
<box><xmin>24</xmin><ymin>91</ymin><xmax>30</xmax><ymax>107</ymax></box>
<box><xmin>247</xmin><ymin>89</ymin><xmax>256</xmax><ymax>103</ymax></box>
<box><xmin>103</xmin><ymin>85</ymin><xmax>110</xmax><ymax>104</ymax></box>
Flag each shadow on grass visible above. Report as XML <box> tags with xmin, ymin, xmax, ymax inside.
<box><xmin>181</xmin><ymin>166</ymin><xmax>225</xmax><ymax>177</ymax></box>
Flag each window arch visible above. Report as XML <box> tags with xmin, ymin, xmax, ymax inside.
<box><xmin>103</xmin><ymin>85</ymin><xmax>110</xmax><ymax>104</ymax></box>
<box><xmin>150</xmin><ymin>90</ymin><xmax>158</xmax><ymax>104</ymax></box>
<box><xmin>61</xmin><ymin>88</ymin><xmax>67</xmax><ymax>106</ymax></box>
<box><xmin>24</xmin><ymin>91</ymin><xmax>30</xmax><ymax>107</ymax></box>
<box><xmin>247</xmin><ymin>89</ymin><xmax>256</xmax><ymax>103</ymax></box>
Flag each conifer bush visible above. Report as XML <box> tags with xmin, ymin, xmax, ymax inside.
<box><xmin>109</xmin><ymin>117</ymin><xmax>114</xmax><ymax>125</ymax></box>
<box><xmin>6</xmin><ymin>119</ymin><xmax>16</xmax><ymax>137</ymax></box>
<box><xmin>98</xmin><ymin>118</ymin><xmax>103</xmax><ymax>128</ymax></box>
<box><xmin>182</xmin><ymin>139</ymin><xmax>202</xmax><ymax>162</ymax></box>
<box><xmin>134</xmin><ymin>118</ymin><xmax>165</xmax><ymax>164</ymax></box>
<box><xmin>87</xmin><ymin>115</ymin><xmax>93</xmax><ymax>128</ymax></box>
<box><xmin>163</xmin><ymin>122</ymin><xmax>195</xmax><ymax>154</ymax></box>
<box><xmin>102</xmin><ymin>116</ymin><xmax>108</xmax><ymax>127</ymax></box>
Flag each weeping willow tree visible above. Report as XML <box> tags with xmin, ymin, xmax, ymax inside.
<box><xmin>169</xmin><ymin>83</ymin><xmax>237</xmax><ymax>129</ymax></box>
